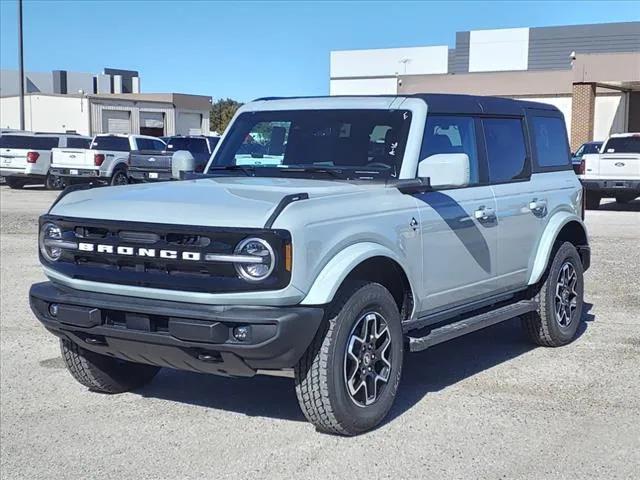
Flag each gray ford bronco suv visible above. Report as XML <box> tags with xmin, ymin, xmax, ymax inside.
<box><xmin>30</xmin><ymin>94</ymin><xmax>590</xmax><ymax>435</ymax></box>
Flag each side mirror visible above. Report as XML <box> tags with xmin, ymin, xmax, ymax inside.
<box><xmin>172</xmin><ymin>150</ymin><xmax>196</xmax><ymax>180</ymax></box>
<box><xmin>418</xmin><ymin>153</ymin><xmax>470</xmax><ymax>188</ymax></box>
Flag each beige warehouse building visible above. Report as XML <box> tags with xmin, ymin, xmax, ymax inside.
<box><xmin>330</xmin><ymin>22</ymin><xmax>640</xmax><ymax>151</ymax></box>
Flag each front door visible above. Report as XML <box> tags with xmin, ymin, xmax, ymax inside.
<box><xmin>414</xmin><ymin>115</ymin><xmax>499</xmax><ymax>315</ymax></box>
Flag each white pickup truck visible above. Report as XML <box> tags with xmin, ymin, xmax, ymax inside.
<box><xmin>50</xmin><ymin>134</ymin><xmax>165</xmax><ymax>186</ymax></box>
<box><xmin>0</xmin><ymin>132</ymin><xmax>91</xmax><ymax>189</ymax></box>
<box><xmin>578</xmin><ymin>133</ymin><xmax>640</xmax><ymax>209</ymax></box>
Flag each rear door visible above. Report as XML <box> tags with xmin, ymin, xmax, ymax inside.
<box><xmin>483</xmin><ymin>117</ymin><xmax>540</xmax><ymax>290</ymax></box>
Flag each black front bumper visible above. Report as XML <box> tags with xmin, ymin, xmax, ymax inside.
<box><xmin>580</xmin><ymin>179</ymin><xmax>640</xmax><ymax>196</ymax></box>
<box><xmin>30</xmin><ymin>282</ymin><xmax>324</xmax><ymax>377</ymax></box>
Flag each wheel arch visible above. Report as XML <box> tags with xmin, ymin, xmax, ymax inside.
<box><xmin>300</xmin><ymin>242</ymin><xmax>416</xmax><ymax>320</ymax></box>
<box><xmin>528</xmin><ymin>212</ymin><xmax>589</xmax><ymax>285</ymax></box>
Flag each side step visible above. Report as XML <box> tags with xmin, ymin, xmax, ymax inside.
<box><xmin>407</xmin><ymin>300</ymin><xmax>537</xmax><ymax>352</ymax></box>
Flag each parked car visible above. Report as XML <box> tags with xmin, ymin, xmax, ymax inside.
<box><xmin>578</xmin><ymin>133</ymin><xmax>640</xmax><ymax>208</ymax></box>
<box><xmin>128</xmin><ymin>135</ymin><xmax>220</xmax><ymax>182</ymax></box>
<box><xmin>0</xmin><ymin>132</ymin><xmax>91</xmax><ymax>189</ymax></box>
<box><xmin>30</xmin><ymin>94</ymin><xmax>590</xmax><ymax>435</ymax></box>
<box><xmin>50</xmin><ymin>134</ymin><xmax>165</xmax><ymax>186</ymax></box>
<box><xmin>571</xmin><ymin>141</ymin><xmax>602</xmax><ymax>174</ymax></box>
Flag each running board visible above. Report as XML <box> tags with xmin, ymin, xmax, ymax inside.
<box><xmin>407</xmin><ymin>300</ymin><xmax>537</xmax><ymax>352</ymax></box>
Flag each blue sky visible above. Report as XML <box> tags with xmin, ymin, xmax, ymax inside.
<box><xmin>1</xmin><ymin>1</ymin><xmax>638</xmax><ymax>101</ymax></box>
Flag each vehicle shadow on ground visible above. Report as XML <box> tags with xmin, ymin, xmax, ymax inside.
<box><xmin>136</xmin><ymin>304</ymin><xmax>595</xmax><ymax>427</ymax></box>
<box><xmin>598</xmin><ymin>199</ymin><xmax>639</xmax><ymax>212</ymax></box>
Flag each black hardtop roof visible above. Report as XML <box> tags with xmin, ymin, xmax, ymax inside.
<box><xmin>254</xmin><ymin>93</ymin><xmax>560</xmax><ymax>116</ymax></box>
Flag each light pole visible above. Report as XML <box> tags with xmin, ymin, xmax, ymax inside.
<box><xmin>18</xmin><ymin>0</ymin><xmax>25</xmax><ymax>131</ymax></box>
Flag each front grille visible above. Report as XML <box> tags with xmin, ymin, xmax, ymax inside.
<box><xmin>41</xmin><ymin>215</ymin><xmax>291</xmax><ymax>293</ymax></box>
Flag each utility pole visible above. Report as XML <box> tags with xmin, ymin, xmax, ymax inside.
<box><xmin>18</xmin><ymin>0</ymin><xmax>25</xmax><ymax>130</ymax></box>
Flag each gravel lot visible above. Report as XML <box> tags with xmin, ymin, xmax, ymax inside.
<box><xmin>1</xmin><ymin>184</ymin><xmax>638</xmax><ymax>480</ymax></box>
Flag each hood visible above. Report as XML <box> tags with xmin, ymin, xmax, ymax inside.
<box><xmin>50</xmin><ymin>177</ymin><xmax>372</xmax><ymax>228</ymax></box>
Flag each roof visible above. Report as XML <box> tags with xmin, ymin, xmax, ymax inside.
<box><xmin>253</xmin><ymin>93</ymin><xmax>559</xmax><ymax>115</ymax></box>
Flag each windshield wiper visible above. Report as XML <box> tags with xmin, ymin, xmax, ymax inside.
<box><xmin>278</xmin><ymin>167</ymin><xmax>342</xmax><ymax>178</ymax></box>
<box><xmin>208</xmin><ymin>165</ymin><xmax>255</xmax><ymax>176</ymax></box>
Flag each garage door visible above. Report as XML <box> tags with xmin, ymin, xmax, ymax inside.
<box><xmin>140</xmin><ymin>111</ymin><xmax>165</xmax><ymax>137</ymax></box>
<box><xmin>102</xmin><ymin>110</ymin><xmax>131</xmax><ymax>134</ymax></box>
<box><xmin>177</xmin><ymin>112</ymin><xmax>202</xmax><ymax>135</ymax></box>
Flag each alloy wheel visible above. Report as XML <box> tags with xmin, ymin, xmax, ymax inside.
<box><xmin>554</xmin><ymin>261</ymin><xmax>578</xmax><ymax>328</ymax></box>
<box><xmin>343</xmin><ymin>311</ymin><xmax>392</xmax><ymax>407</ymax></box>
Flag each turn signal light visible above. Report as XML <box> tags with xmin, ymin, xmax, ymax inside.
<box><xmin>26</xmin><ymin>151</ymin><xmax>40</xmax><ymax>163</ymax></box>
<box><xmin>94</xmin><ymin>154</ymin><xmax>105</xmax><ymax>166</ymax></box>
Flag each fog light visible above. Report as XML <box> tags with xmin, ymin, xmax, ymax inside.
<box><xmin>49</xmin><ymin>303</ymin><xmax>59</xmax><ymax>317</ymax></box>
<box><xmin>233</xmin><ymin>326</ymin><xmax>250</xmax><ymax>342</ymax></box>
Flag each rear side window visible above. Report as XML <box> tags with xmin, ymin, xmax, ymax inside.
<box><xmin>166</xmin><ymin>137</ymin><xmax>209</xmax><ymax>153</ymax></box>
<box><xmin>421</xmin><ymin>116</ymin><xmax>480</xmax><ymax>184</ymax></box>
<box><xmin>531</xmin><ymin>116</ymin><xmax>570</xmax><ymax>168</ymax></box>
<box><xmin>66</xmin><ymin>137</ymin><xmax>91</xmax><ymax>149</ymax></box>
<box><xmin>603</xmin><ymin>136</ymin><xmax>640</xmax><ymax>154</ymax></box>
<box><xmin>0</xmin><ymin>135</ymin><xmax>59</xmax><ymax>150</ymax></box>
<box><xmin>483</xmin><ymin>118</ymin><xmax>528</xmax><ymax>183</ymax></box>
<box><xmin>90</xmin><ymin>137</ymin><xmax>130</xmax><ymax>152</ymax></box>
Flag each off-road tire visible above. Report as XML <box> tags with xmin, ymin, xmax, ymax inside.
<box><xmin>294</xmin><ymin>282</ymin><xmax>404</xmax><ymax>436</ymax></box>
<box><xmin>109</xmin><ymin>168</ymin><xmax>129</xmax><ymax>186</ymax></box>
<box><xmin>522</xmin><ymin>242</ymin><xmax>584</xmax><ymax>347</ymax></box>
<box><xmin>585</xmin><ymin>192</ymin><xmax>600</xmax><ymax>210</ymax></box>
<box><xmin>6</xmin><ymin>177</ymin><xmax>25</xmax><ymax>189</ymax></box>
<box><xmin>60</xmin><ymin>339</ymin><xmax>160</xmax><ymax>393</ymax></box>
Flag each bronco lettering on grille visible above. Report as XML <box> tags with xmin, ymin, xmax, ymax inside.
<box><xmin>77</xmin><ymin>242</ymin><xmax>201</xmax><ymax>261</ymax></box>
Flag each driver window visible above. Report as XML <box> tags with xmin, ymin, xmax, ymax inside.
<box><xmin>421</xmin><ymin>116</ymin><xmax>479</xmax><ymax>185</ymax></box>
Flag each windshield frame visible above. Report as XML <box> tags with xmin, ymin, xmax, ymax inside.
<box><xmin>205</xmin><ymin>98</ymin><xmax>427</xmax><ymax>181</ymax></box>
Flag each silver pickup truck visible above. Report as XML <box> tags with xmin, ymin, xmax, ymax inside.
<box><xmin>30</xmin><ymin>94</ymin><xmax>590</xmax><ymax>435</ymax></box>
<box><xmin>128</xmin><ymin>135</ymin><xmax>220</xmax><ymax>182</ymax></box>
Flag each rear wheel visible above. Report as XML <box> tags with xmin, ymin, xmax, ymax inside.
<box><xmin>45</xmin><ymin>173</ymin><xmax>65</xmax><ymax>190</ymax></box>
<box><xmin>585</xmin><ymin>192</ymin><xmax>600</xmax><ymax>210</ymax></box>
<box><xmin>6</xmin><ymin>177</ymin><xmax>25</xmax><ymax>189</ymax></box>
<box><xmin>60</xmin><ymin>339</ymin><xmax>160</xmax><ymax>393</ymax></box>
<box><xmin>110</xmin><ymin>168</ymin><xmax>129</xmax><ymax>186</ymax></box>
<box><xmin>295</xmin><ymin>282</ymin><xmax>403</xmax><ymax>436</ymax></box>
<box><xmin>522</xmin><ymin>242</ymin><xmax>584</xmax><ymax>347</ymax></box>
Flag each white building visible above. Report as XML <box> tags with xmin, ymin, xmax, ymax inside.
<box><xmin>0</xmin><ymin>92</ymin><xmax>211</xmax><ymax>137</ymax></box>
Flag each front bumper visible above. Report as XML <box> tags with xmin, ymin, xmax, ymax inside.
<box><xmin>30</xmin><ymin>282</ymin><xmax>324</xmax><ymax>377</ymax></box>
<box><xmin>580</xmin><ymin>178</ymin><xmax>640</xmax><ymax>196</ymax></box>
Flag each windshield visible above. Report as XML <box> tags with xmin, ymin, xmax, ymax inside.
<box><xmin>208</xmin><ymin>109</ymin><xmax>412</xmax><ymax>180</ymax></box>
<box><xmin>0</xmin><ymin>135</ymin><xmax>59</xmax><ymax>150</ymax></box>
<box><xmin>583</xmin><ymin>142</ymin><xmax>602</xmax><ymax>155</ymax></box>
<box><xmin>603</xmin><ymin>136</ymin><xmax>640</xmax><ymax>154</ymax></box>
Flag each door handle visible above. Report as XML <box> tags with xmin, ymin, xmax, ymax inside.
<box><xmin>529</xmin><ymin>198</ymin><xmax>548</xmax><ymax>216</ymax></box>
<box><xmin>474</xmin><ymin>206</ymin><xmax>496</xmax><ymax>222</ymax></box>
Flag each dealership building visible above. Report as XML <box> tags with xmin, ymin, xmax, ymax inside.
<box><xmin>0</xmin><ymin>67</ymin><xmax>211</xmax><ymax>137</ymax></box>
<box><xmin>330</xmin><ymin>21</ymin><xmax>640</xmax><ymax>150</ymax></box>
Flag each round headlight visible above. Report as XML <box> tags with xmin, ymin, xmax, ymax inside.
<box><xmin>234</xmin><ymin>237</ymin><xmax>275</xmax><ymax>282</ymax></box>
<box><xmin>39</xmin><ymin>222</ymin><xmax>63</xmax><ymax>262</ymax></box>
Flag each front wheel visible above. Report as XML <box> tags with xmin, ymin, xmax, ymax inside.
<box><xmin>295</xmin><ymin>282</ymin><xmax>404</xmax><ymax>436</ymax></box>
<box><xmin>60</xmin><ymin>339</ymin><xmax>160</xmax><ymax>393</ymax></box>
<box><xmin>522</xmin><ymin>242</ymin><xmax>584</xmax><ymax>347</ymax></box>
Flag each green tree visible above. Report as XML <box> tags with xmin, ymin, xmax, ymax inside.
<box><xmin>210</xmin><ymin>98</ymin><xmax>243</xmax><ymax>135</ymax></box>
